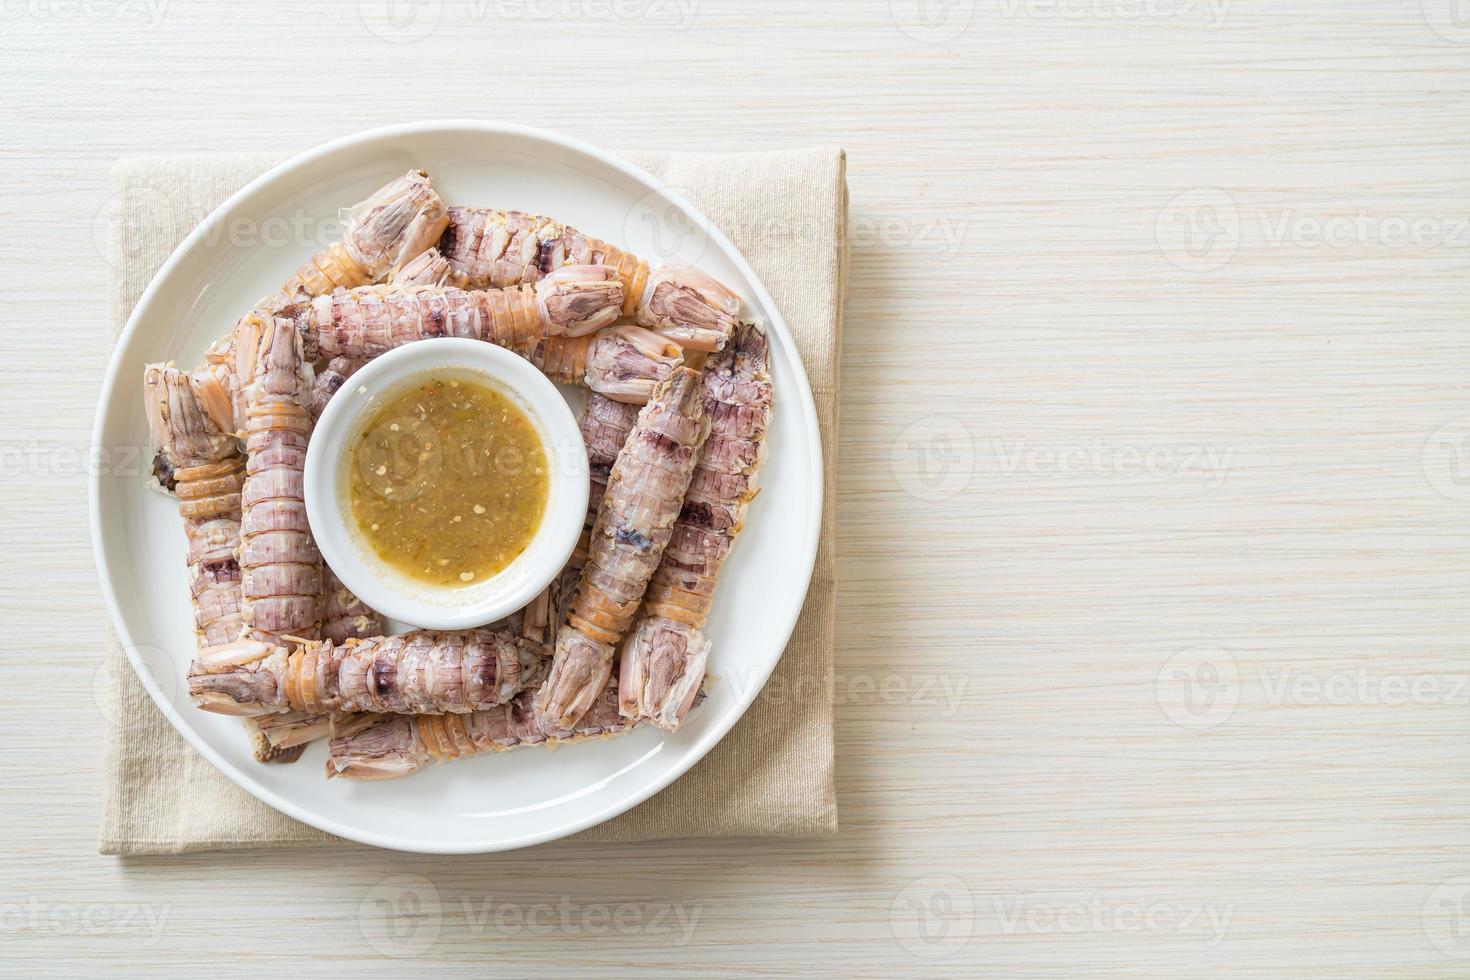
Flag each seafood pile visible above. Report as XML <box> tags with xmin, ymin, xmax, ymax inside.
<box><xmin>143</xmin><ymin>170</ymin><xmax>773</xmax><ymax>780</ymax></box>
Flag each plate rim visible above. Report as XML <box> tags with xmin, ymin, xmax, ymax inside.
<box><xmin>89</xmin><ymin>119</ymin><xmax>825</xmax><ymax>853</ymax></box>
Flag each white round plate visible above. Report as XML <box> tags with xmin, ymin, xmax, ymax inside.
<box><xmin>90</xmin><ymin>120</ymin><xmax>823</xmax><ymax>853</ymax></box>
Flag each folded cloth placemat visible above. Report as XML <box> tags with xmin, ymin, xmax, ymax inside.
<box><xmin>99</xmin><ymin>146</ymin><xmax>846</xmax><ymax>854</ymax></box>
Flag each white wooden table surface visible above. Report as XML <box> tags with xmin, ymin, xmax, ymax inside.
<box><xmin>4</xmin><ymin>1</ymin><xmax>1469</xmax><ymax>975</ymax></box>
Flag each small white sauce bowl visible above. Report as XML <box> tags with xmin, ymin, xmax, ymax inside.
<box><xmin>305</xmin><ymin>338</ymin><xmax>589</xmax><ymax>631</ymax></box>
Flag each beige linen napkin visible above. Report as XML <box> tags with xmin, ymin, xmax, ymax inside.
<box><xmin>100</xmin><ymin>146</ymin><xmax>846</xmax><ymax>854</ymax></box>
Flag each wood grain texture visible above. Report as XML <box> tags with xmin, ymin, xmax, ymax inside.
<box><xmin>2</xmin><ymin>0</ymin><xmax>1469</xmax><ymax>974</ymax></box>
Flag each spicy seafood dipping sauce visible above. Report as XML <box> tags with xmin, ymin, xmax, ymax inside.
<box><xmin>347</xmin><ymin>373</ymin><xmax>549</xmax><ymax>587</ymax></box>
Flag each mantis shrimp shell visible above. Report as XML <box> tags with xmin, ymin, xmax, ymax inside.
<box><xmin>189</xmin><ymin>629</ymin><xmax>543</xmax><ymax>717</ymax></box>
<box><xmin>144</xmin><ymin>363</ymin><xmax>305</xmax><ymax>764</ymax></box>
<box><xmin>581</xmin><ymin>394</ymin><xmax>643</xmax><ymax>532</ymax></box>
<box><xmin>145</xmin><ymin>365</ymin><xmax>248</xmax><ymax>649</ymax></box>
<box><xmin>321</xmin><ymin>565</ymin><xmax>381</xmax><ymax>645</ymax></box>
<box><xmin>583</xmin><ymin>325</ymin><xmax>683</xmax><ymax>405</ymax></box>
<box><xmin>571</xmin><ymin>367</ymin><xmax>710</xmax><ymax>643</ymax></box>
<box><xmin>307</xmin><ymin>267</ymin><xmax>622</xmax><ymax>372</ymax></box>
<box><xmin>617</xmin><ymin>618</ymin><xmax>711</xmax><ymax>731</ymax></box>
<box><xmin>307</xmin><ymin>247</ymin><xmax>454</xmax><ymax>422</ymax></box>
<box><xmin>309</xmin><ymin>356</ymin><xmax>365</xmax><ymax>421</ymax></box>
<box><xmin>440</xmin><ymin>207</ymin><xmax>650</xmax><ymax>318</ymax></box>
<box><xmin>440</xmin><ymin>207</ymin><xmax>743</xmax><ymax>352</ymax></box>
<box><xmin>234</xmin><ymin>304</ymin><xmax>322</xmax><ymax>642</ymax></box>
<box><xmin>325</xmin><ymin>681</ymin><xmax>708</xmax><ymax>781</ymax></box>
<box><xmin>535</xmin><ymin>367</ymin><xmax>711</xmax><ymax>729</ymax></box>
<box><xmin>515</xmin><ymin>392</ymin><xmax>643</xmax><ymax>666</ymax></box>
<box><xmin>388</xmin><ymin>245</ymin><xmax>451</xmax><ymax>288</ymax></box>
<box><xmin>325</xmin><ymin>682</ymin><xmax>633</xmax><ymax>781</ymax></box>
<box><xmin>280</xmin><ymin>170</ymin><xmax>448</xmax><ymax>299</ymax></box>
<box><xmin>306</xmin><ymin>272</ymin><xmax>680</xmax><ymax>401</ymax></box>
<box><xmin>641</xmin><ymin>323</ymin><xmax>772</xmax><ymax>626</ymax></box>
<box><xmin>636</xmin><ymin>264</ymin><xmax>742</xmax><ymax>353</ymax></box>
<box><xmin>621</xmin><ymin>322</ymin><xmax>773</xmax><ymax>730</ymax></box>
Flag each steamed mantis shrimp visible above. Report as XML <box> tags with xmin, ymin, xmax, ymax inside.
<box><xmin>535</xmin><ymin>367</ymin><xmax>711</xmax><ymax>729</ymax></box>
<box><xmin>620</xmin><ymin>322</ymin><xmax>773</xmax><ymax>729</ymax></box>
<box><xmin>144</xmin><ymin>364</ymin><xmax>306</xmax><ymax>763</ymax></box>
<box><xmin>140</xmin><ymin>171</ymin><xmax>777</xmax><ymax>781</ymax></box>
<box><xmin>189</xmin><ymin>628</ymin><xmax>545</xmax><ymax>717</ymax></box>
<box><xmin>440</xmin><ymin>207</ymin><xmax>742</xmax><ymax>351</ymax></box>
<box><xmin>280</xmin><ymin>170</ymin><xmax>448</xmax><ymax>301</ymax></box>
<box><xmin>324</xmin><ymin>680</ymin><xmax>635</xmax><ymax>780</ymax></box>
<box><xmin>145</xmin><ymin>366</ymin><xmax>246</xmax><ymax>648</ymax></box>
<box><xmin>232</xmin><ymin>301</ymin><xmax>322</xmax><ymax>642</ymax></box>
<box><xmin>304</xmin><ymin>268</ymin><xmax>683</xmax><ymax>403</ymax></box>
